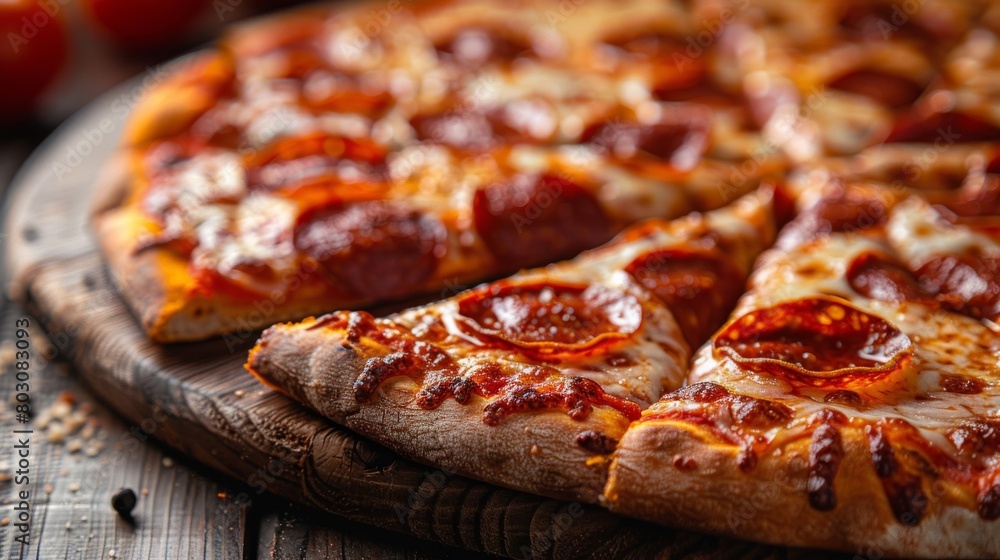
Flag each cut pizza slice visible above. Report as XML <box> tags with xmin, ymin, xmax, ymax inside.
<box><xmin>606</xmin><ymin>182</ymin><xmax>1000</xmax><ymax>558</ymax></box>
<box><xmin>95</xmin><ymin>0</ymin><xmax>787</xmax><ymax>343</ymax></box>
<box><xmin>245</xmin><ymin>187</ymin><xmax>784</xmax><ymax>502</ymax></box>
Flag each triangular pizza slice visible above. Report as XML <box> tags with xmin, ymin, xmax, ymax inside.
<box><xmin>246</xmin><ymin>187</ymin><xmax>784</xmax><ymax>501</ymax></box>
<box><xmin>606</xmin><ymin>180</ymin><xmax>1000</xmax><ymax>557</ymax></box>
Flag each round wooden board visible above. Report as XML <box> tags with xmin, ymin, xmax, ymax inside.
<box><xmin>3</xmin><ymin>71</ymin><xmax>837</xmax><ymax>560</ymax></box>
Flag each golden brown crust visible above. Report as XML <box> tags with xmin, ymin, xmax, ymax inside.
<box><xmin>94</xmin><ymin>206</ymin><xmax>171</xmax><ymax>335</ymax></box>
<box><xmin>606</xmin><ymin>420</ymin><xmax>999</xmax><ymax>558</ymax></box>
<box><xmin>94</xmin><ymin>199</ymin><xmax>339</xmax><ymax>343</ymax></box>
<box><xmin>246</xmin><ymin>321</ymin><xmax>631</xmax><ymax>502</ymax></box>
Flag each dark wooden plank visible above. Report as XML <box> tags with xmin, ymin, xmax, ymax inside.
<box><xmin>0</xmin><ymin>303</ymin><xmax>247</xmax><ymax>560</ymax></box>
<box><xmin>1</xmin><ymin>59</ymin><xmax>851</xmax><ymax>560</ymax></box>
<box><xmin>257</xmin><ymin>504</ymin><xmax>490</xmax><ymax>560</ymax></box>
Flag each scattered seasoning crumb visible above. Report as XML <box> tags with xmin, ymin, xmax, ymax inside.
<box><xmin>141</xmin><ymin>488</ymin><xmax>149</xmax><ymax>496</ymax></box>
<box><xmin>45</xmin><ymin>484</ymin><xmax>53</xmax><ymax>494</ymax></box>
<box><xmin>0</xmin><ymin>517</ymin><xmax>9</xmax><ymax>527</ymax></box>
<box><xmin>108</xmin><ymin>550</ymin><xmax>116</xmax><ymax>558</ymax></box>
<box><xmin>111</xmin><ymin>488</ymin><xmax>137</xmax><ymax>519</ymax></box>
<box><xmin>68</xmin><ymin>483</ymin><xmax>80</xmax><ymax>493</ymax></box>
<box><xmin>65</xmin><ymin>521</ymin><xmax>72</xmax><ymax>531</ymax></box>
<box><xmin>234</xmin><ymin>390</ymin><xmax>245</xmax><ymax>398</ymax></box>
<box><xmin>48</xmin><ymin>423</ymin><xmax>67</xmax><ymax>444</ymax></box>
<box><xmin>161</xmin><ymin>457</ymin><xmax>174</xmax><ymax>468</ymax></box>
<box><xmin>34</xmin><ymin>392</ymin><xmax>104</xmax><ymax>457</ymax></box>
<box><xmin>81</xmin><ymin>515</ymin><xmax>89</xmax><ymax>522</ymax></box>
<box><xmin>59</xmin><ymin>468</ymin><xmax>68</xmax><ymax>477</ymax></box>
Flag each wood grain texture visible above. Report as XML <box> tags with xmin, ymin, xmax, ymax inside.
<box><xmin>0</xmin><ymin>303</ymin><xmax>248</xmax><ymax>560</ymax></box>
<box><xmin>1</xmin><ymin>71</ymin><xmax>850</xmax><ymax>560</ymax></box>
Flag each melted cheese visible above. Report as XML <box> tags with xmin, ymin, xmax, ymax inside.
<box><xmin>681</xmin><ymin>209</ymin><xmax>1000</xmax><ymax>455</ymax></box>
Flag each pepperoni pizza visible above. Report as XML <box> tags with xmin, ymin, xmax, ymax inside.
<box><xmin>90</xmin><ymin>0</ymin><xmax>1000</xmax><ymax>556</ymax></box>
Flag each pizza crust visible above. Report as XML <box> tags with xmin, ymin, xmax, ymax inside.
<box><xmin>606</xmin><ymin>417</ymin><xmax>999</xmax><ymax>558</ymax></box>
<box><xmin>246</xmin><ymin>321</ymin><xmax>632</xmax><ymax>502</ymax></box>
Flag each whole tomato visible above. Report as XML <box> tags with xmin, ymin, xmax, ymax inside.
<box><xmin>82</xmin><ymin>0</ymin><xmax>210</xmax><ymax>50</ymax></box>
<box><xmin>0</xmin><ymin>0</ymin><xmax>69</xmax><ymax>120</ymax></box>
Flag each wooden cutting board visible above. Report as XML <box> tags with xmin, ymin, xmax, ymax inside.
<box><xmin>3</xmin><ymin>72</ymin><xmax>841</xmax><ymax>560</ymax></box>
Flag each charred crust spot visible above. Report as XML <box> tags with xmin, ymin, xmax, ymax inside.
<box><xmin>728</xmin><ymin>395</ymin><xmax>793</xmax><ymax>429</ymax></box>
<box><xmin>354</xmin><ymin>353</ymin><xmax>414</xmax><ymax>402</ymax></box>
<box><xmin>672</xmin><ymin>455</ymin><xmax>698</xmax><ymax>471</ymax></box>
<box><xmin>414</xmin><ymin>379</ymin><xmax>458</xmax><ymax>409</ymax></box>
<box><xmin>606</xmin><ymin>354</ymin><xmax>636</xmax><ymax>368</ymax></box>
<box><xmin>576</xmin><ymin>430</ymin><xmax>619</xmax><ymax>455</ymax></box>
<box><xmin>947</xmin><ymin>419</ymin><xmax>1000</xmax><ymax>460</ymax></box>
<box><xmin>867</xmin><ymin>423</ymin><xmax>929</xmax><ymax>525</ymax></box>
<box><xmin>808</xmin><ymin>424</ymin><xmax>843</xmax><ymax>511</ymax></box>
<box><xmin>823</xmin><ymin>389</ymin><xmax>864</xmax><ymax>406</ymax></box>
<box><xmin>812</xmin><ymin>408</ymin><xmax>849</xmax><ymax>426</ymax></box>
<box><xmin>939</xmin><ymin>374</ymin><xmax>986</xmax><ymax>395</ymax></box>
<box><xmin>668</xmin><ymin>381</ymin><xmax>731</xmax><ymax>403</ymax></box>
<box><xmin>889</xmin><ymin>482</ymin><xmax>929</xmax><ymax>527</ymax></box>
<box><xmin>345</xmin><ymin>311</ymin><xmax>376</xmax><ymax>343</ymax></box>
<box><xmin>978</xmin><ymin>482</ymin><xmax>1000</xmax><ymax>520</ymax></box>
<box><xmin>737</xmin><ymin>446</ymin><xmax>758</xmax><ymax>473</ymax></box>
<box><xmin>481</xmin><ymin>376</ymin><xmax>640</xmax><ymax>427</ymax></box>
<box><xmin>868</xmin><ymin>424</ymin><xmax>897</xmax><ymax>478</ymax></box>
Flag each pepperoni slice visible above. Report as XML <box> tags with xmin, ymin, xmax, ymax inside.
<box><xmin>916</xmin><ymin>255</ymin><xmax>1000</xmax><ymax>321</ymax></box>
<box><xmin>778</xmin><ymin>186</ymin><xmax>889</xmax><ymax>248</ymax></box>
<box><xmin>582</xmin><ymin>107</ymin><xmax>710</xmax><ymax>171</ymax></box>
<box><xmin>837</xmin><ymin>2</ymin><xmax>950</xmax><ymax>44</ymax></box>
<box><xmin>847</xmin><ymin>252</ymin><xmax>937</xmax><ymax>305</ymax></box>
<box><xmin>245</xmin><ymin>133</ymin><xmax>386</xmax><ymax>194</ymax></box>
<box><xmin>294</xmin><ymin>202</ymin><xmax>445</xmax><ymax>299</ymax></box>
<box><xmin>434</xmin><ymin>27</ymin><xmax>534</xmax><ymax>68</ymax></box>
<box><xmin>596</xmin><ymin>33</ymin><xmax>723</xmax><ymax>104</ymax></box>
<box><xmin>887</xmin><ymin>110</ymin><xmax>1000</xmax><ymax>144</ymax></box>
<box><xmin>714</xmin><ymin>297</ymin><xmax>912</xmax><ymax>386</ymax></box>
<box><xmin>455</xmin><ymin>282</ymin><xmax>642</xmax><ymax>357</ymax></box>
<box><xmin>827</xmin><ymin>69</ymin><xmax>925</xmax><ymax>109</ymax></box>
<box><xmin>473</xmin><ymin>174</ymin><xmax>612</xmax><ymax>268</ymax></box>
<box><xmin>625</xmin><ymin>250</ymin><xmax>743</xmax><ymax>349</ymax></box>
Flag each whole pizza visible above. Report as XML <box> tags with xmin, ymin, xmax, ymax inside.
<box><xmin>93</xmin><ymin>0</ymin><xmax>1000</xmax><ymax>556</ymax></box>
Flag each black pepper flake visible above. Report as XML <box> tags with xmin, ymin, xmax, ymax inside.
<box><xmin>111</xmin><ymin>488</ymin><xmax>137</xmax><ymax>520</ymax></box>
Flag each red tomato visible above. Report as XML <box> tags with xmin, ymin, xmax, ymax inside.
<box><xmin>0</xmin><ymin>0</ymin><xmax>69</xmax><ymax>119</ymax></box>
<box><xmin>82</xmin><ymin>0</ymin><xmax>210</xmax><ymax>50</ymax></box>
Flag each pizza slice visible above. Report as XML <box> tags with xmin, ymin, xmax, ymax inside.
<box><xmin>95</xmin><ymin>0</ymin><xmax>785</xmax><ymax>343</ymax></box>
<box><xmin>245</xmin><ymin>187</ymin><xmax>785</xmax><ymax>502</ymax></box>
<box><xmin>605</xmin><ymin>182</ymin><xmax>1000</xmax><ymax>558</ymax></box>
